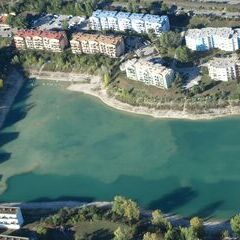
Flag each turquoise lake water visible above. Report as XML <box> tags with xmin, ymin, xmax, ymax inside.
<box><xmin>1</xmin><ymin>81</ymin><xmax>240</xmax><ymax>219</ymax></box>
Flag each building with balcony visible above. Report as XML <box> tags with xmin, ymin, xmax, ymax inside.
<box><xmin>89</xmin><ymin>10</ymin><xmax>170</xmax><ymax>35</ymax></box>
<box><xmin>125</xmin><ymin>58</ymin><xmax>175</xmax><ymax>89</ymax></box>
<box><xmin>0</xmin><ymin>207</ymin><xmax>24</xmax><ymax>229</ymax></box>
<box><xmin>70</xmin><ymin>33</ymin><xmax>125</xmax><ymax>58</ymax></box>
<box><xmin>14</xmin><ymin>29</ymin><xmax>68</xmax><ymax>52</ymax></box>
<box><xmin>208</xmin><ymin>56</ymin><xmax>240</xmax><ymax>81</ymax></box>
<box><xmin>185</xmin><ymin>27</ymin><xmax>240</xmax><ymax>52</ymax></box>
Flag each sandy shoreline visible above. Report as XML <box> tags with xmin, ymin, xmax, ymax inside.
<box><xmin>67</xmin><ymin>81</ymin><xmax>240</xmax><ymax>121</ymax></box>
<box><xmin>0</xmin><ymin>201</ymin><xmax>230</xmax><ymax>233</ymax></box>
<box><xmin>29</xmin><ymin>70</ymin><xmax>240</xmax><ymax>120</ymax></box>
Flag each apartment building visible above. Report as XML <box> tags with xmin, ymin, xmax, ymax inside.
<box><xmin>0</xmin><ymin>207</ymin><xmax>24</xmax><ymax>229</ymax></box>
<box><xmin>208</xmin><ymin>57</ymin><xmax>240</xmax><ymax>81</ymax></box>
<box><xmin>89</xmin><ymin>10</ymin><xmax>170</xmax><ymax>35</ymax></box>
<box><xmin>0</xmin><ymin>235</ymin><xmax>29</xmax><ymax>240</ymax></box>
<box><xmin>70</xmin><ymin>33</ymin><xmax>125</xmax><ymax>58</ymax></box>
<box><xmin>185</xmin><ymin>27</ymin><xmax>240</xmax><ymax>52</ymax></box>
<box><xmin>125</xmin><ymin>58</ymin><xmax>174</xmax><ymax>89</ymax></box>
<box><xmin>14</xmin><ymin>29</ymin><xmax>68</xmax><ymax>52</ymax></box>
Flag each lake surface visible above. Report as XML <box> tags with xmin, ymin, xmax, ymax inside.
<box><xmin>1</xmin><ymin>81</ymin><xmax>240</xmax><ymax>219</ymax></box>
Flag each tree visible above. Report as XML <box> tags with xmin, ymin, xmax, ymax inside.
<box><xmin>0</xmin><ymin>79</ymin><xmax>3</xmax><ymax>89</ymax></box>
<box><xmin>103</xmin><ymin>72</ymin><xmax>111</xmax><ymax>88</ymax></box>
<box><xmin>62</xmin><ymin>19</ymin><xmax>69</xmax><ymax>31</ymax></box>
<box><xmin>190</xmin><ymin>217</ymin><xmax>203</xmax><ymax>234</ymax></box>
<box><xmin>175</xmin><ymin>46</ymin><xmax>192</xmax><ymax>63</ymax></box>
<box><xmin>112</xmin><ymin>196</ymin><xmax>140</xmax><ymax>222</ymax></box>
<box><xmin>114</xmin><ymin>227</ymin><xmax>134</xmax><ymax>240</ymax></box>
<box><xmin>179</xmin><ymin>227</ymin><xmax>199</xmax><ymax>240</ymax></box>
<box><xmin>159</xmin><ymin>32</ymin><xmax>181</xmax><ymax>49</ymax></box>
<box><xmin>164</xmin><ymin>228</ymin><xmax>179</xmax><ymax>240</ymax></box>
<box><xmin>36</xmin><ymin>225</ymin><xmax>48</xmax><ymax>235</ymax></box>
<box><xmin>151</xmin><ymin>210</ymin><xmax>168</xmax><ymax>227</ymax></box>
<box><xmin>231</xmin><ymin>214</ymin><xmax>240</xmax><ymax>237</ymax></box>
<box><xmin>161</xmin><ymin>3</ymin><xmax>169</xmax><ymax>13</ymax></box>
<box><xmin>143</xmin><ymin>232</ymin><xmax>162</xmax><ymax>240</ymax></box>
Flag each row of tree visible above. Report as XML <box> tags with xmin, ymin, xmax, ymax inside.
<box><xmin>34</xmin><ymin>195</ymin><xmax>240</xmax><ymax>240</ymax></box>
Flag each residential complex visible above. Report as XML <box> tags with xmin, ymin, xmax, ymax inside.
<box><xmin>208</xmin><ymin>57</ymin><xmax>240</xmax><ymax>81</ymax></box>
<box><xmin>185</xmin><ymin>27</ymin><xmax>240</xmax><ymax>52</ymax></box>
<box><xmin>0</xmin><ymin>207</ymin><xmax>24</xmax><ymax>229</ymax></box>
<box><xmin>89</xmin><ymin>10</ymin><xmax>170</xmax><ymax>35</ymax></box>
<box><xmin>125</xmin><ymin>58</ymin><xmax>175</xmax><ymax>89</ymax></box>
<box><xmin>0</xmin><ymin>235</ymin><xmax>29</xmax><ymax>240</ymax></box>
<box><xmin>70</xmin><ymin>33</ymin><xmax>125</xmax><ymax>58</ymax></box>
<box><xmin>14</xmin><ymin>29</ymin><xmax>68</xmax><ymax>52</ymax></box>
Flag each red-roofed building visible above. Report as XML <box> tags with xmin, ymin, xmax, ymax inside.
<box><xmin>14</xmin><ymin>29</ymin><xmax>68</xmax><ymax>52</ymax></box>
<box><xmin>0</xmin><ymin>14</ymin><xmax>10</xmax><ymax>29</ymax></box>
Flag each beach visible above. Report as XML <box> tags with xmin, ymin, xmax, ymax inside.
<box><xmin>29</xmin><ymin>70</ymin><xmax>240</xmax><ymax>120</ymax></box>
<box><xmin>67</xmin><ymin>78</ymin><xmax>240</xmax><ymax>121</ymax></box>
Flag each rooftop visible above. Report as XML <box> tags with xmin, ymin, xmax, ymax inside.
<box><xmin>185</xmin><ymin>27</ymin><xmax>239</xmax><ymax>38</ymax></box>
<box><xmin>71</xmin><ymin>33</ymin><xmax>123</xmax><ymax>45</ymax></box>
<box><xmin>0</xmin><ymin>207</ymin><xmax>18</xmax><ymax>215</ymax></box>
<box><xmin>209</xmin><ymin>56</ymin><xmax>240</xmax><ymax>68</ymax></box>
<box><xmin>15</xmin><ymin>29</ymin><xmax>66</xmax><ymax>40</ymax></box>
<box><xmin>127</xmin><ymin>58</ymin><xmax>173</xmax><ymax>75</ymax></box>
<box><xmin>91</xmin><ymin>10</ymin><xmax>167</xmax><ymax>23</ymax></box>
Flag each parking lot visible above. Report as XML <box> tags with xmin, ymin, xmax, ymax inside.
<box><xmin>31</xmin><ymin>14</ymin><xmax>88</xmax><ymax>31</ymax></box>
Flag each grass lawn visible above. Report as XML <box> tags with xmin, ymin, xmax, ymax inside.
<box><xmin>73</xmin><ymin>220</ymin><xmax>129</xmax><ymax>240</ymax></box>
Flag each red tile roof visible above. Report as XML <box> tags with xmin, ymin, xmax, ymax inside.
<box><xmin>16</xmin><ymin>29</ymin><xmax>66</xmax><ymax>40</ymax></box>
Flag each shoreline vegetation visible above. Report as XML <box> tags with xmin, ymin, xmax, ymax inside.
<box><xmin>31</xmin><ymin>70</ymin><xmax>240</xmax><ymax>120</ymax></box>
<box><xmin>0</xmin><ymin>198</ymin><xmax>235</xmax><ymax>240</ymax></box>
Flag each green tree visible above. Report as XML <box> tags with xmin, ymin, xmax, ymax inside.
<box><xmin>164</xmin><ymin>228</ymin><xmax>179</xmax><ymax>240</ymax></box>
<box><xmin>62</xmin><ymin>19</ymin><xmax>69</xmax><ymax>31</ymax></box>
<box><xmin>112</xmin><ymin>196</ymin><xmax>140</xmax><ymax>222</ymax></box>
<box><xmin>161</xmin><ymin>3</ymin><xmax>169</xmax><ymax>13</ymax></box>
<box><xmin>36</xmin><ymin>225</ymin><xmax>48</xmax><ymax>235</ymax></box>
<box><xmin>175</xmin><ymin>46</ymin><xmax>192</xmax><ymax>63</ymax></box>
<box><xmin>151</xmin><ymin>210</ymin><xmax>168</xmax><ymax>227</ymax></box>
<box><xmin>0</xmin><ymin>79</ymin><xmax>3</xmax><ymax>88</ymax></box>
<box><xmin>190</xmin><ymin>217</ymin><xmax>203</xmax><ymax>234</ymax></box>
<box><xmin>179</xmin><ymin>227</ymin><xmax>199</xmax><ymax>240</ymax></box>
<box><xmin>103</xmin><ymin>72</ymin><xmax>111</xmax><ymax>87</ymax></box>
<box><xmin>114</xmin><ymin>227</ymin><xmax>134</xmax><ymax>240</ymax></box>
<box><xmin>143</xmin><ymin>232</ymin><xmax>162</xmax><ymax>240</ymax></box>
<box><xmin>159</xmin><ymin>31</ymin><xmax>181</xmax><ymax>49</ymax></box>
<box><xmin>231</xmin><ymin>214</ymin><xmax>240</xmax><ymax>237</ymax></box>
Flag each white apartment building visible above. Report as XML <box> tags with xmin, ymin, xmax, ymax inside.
<box><xmin>70</xmin><ymin>33</ymin><xmax>125</xmax><ymax>58</ymax></box>
<box><xmin>14</xmin><ymin>30</ymin><xmax>68</xmax><ymax>52</ymax></box>
<box><xmin>89</xmin><ymin>10</ymin><xmax>170</xmax><ymax>35</ymax></box>
<box><xmin>208</xmin><ymin>57</ymin><xmax>240</xmax><ymax>81</ymax></box>
<box><xmin>125</xmin><ymin>58</ymin><xmax>175</xmax><ymax>89</ymax></box>
<box><xmin>0</xmin><ymin>207</ymin><xmax>24</xmax><ymax>229</ymax></box>
<box><xmin>185</xmin><ymin>27</ymin><xmax>240</xmax><ymax>52</ymax></box>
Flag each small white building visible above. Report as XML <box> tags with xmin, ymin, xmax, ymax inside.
<box><xmin>0</xmin><ymin>235</ymin><xmax>29</xmax><ymax>240</ymax></box>
<box><xmin>0</xmin><ymin>207</ymin><xmax>24</xmax><ymax>229</ymax></box>
<box><xmin>125</xmin><ymin>58</ymin><xmax>175</xmax><ymax>89</ymax></box>
<box><xmin>185</xmin><ymin>27</ymin><xmax>240</xmax><ymax>52</ymax></box>
<box><xmin>208</xmin><ymin>57</ymin><xmax>240</xmax><ymax>81</ymax></box>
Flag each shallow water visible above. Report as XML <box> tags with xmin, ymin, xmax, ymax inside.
<box><xmin>1</xmin><ymin>81</ymin><xmax>240</xmax><ymax>219</ymax></box>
